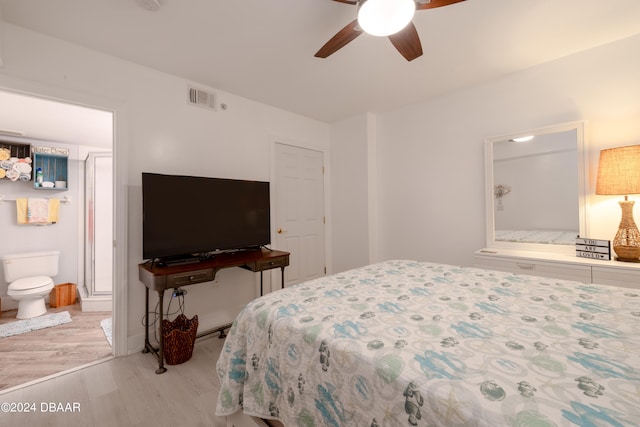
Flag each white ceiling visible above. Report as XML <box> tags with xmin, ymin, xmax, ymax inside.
<box><xmin>0</xmin><ymin>91</ymin><xmax>114</xmax><ymax>148</ymax></box>
<box><xmin>1</xmin><ymin>0</ymin><xmax>640</xmax><ymax>124</ymax></box>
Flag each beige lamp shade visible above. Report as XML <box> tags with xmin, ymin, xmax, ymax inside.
<box><xmin>596</xmin><ymin>145</ymin><xmax>640</xmax><ymax>195</ymax></box>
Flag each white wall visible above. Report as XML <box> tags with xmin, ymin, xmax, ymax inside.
<box><xmin>0</xmin><ymin>23</ymin><xmax>330</xmax><ymax>350</ymax></box>
<box><xmin>0</xmin><ymin>6</ymin><xmax>4</xmax><ymax>69</ymax></box>
<box><xmin>329</xmin><ymin>114</ymin><xmax>370</xmax><ymax>273</ymax></box>
<box><xmin>375</xmin><ymin>34</ymin><xmax>640</xmax><ymax>266</ymax></box>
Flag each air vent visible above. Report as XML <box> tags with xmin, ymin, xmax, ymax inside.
<box><xmin>135</xmin><ymin>0</ymin><xmax>161</xmax><ymax>12</ymax></box>
<box><xmin>187</xmin><ymin>87</ymin><xmax>216</xmax><ymax>111</ymax></box>
<box><xmin>0</xmin><ymin>129</ymin><xmax>25</xmax><ymax>137</ymax></box>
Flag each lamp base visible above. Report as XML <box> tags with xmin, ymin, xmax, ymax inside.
<box><xmin>614</xmin><ymin>256</ymin><xmax>640</xmax><ymax>263</ymax></box>
<box><xmin>613</xmin><ymin>200</ymin><xmax>640</xmax><ymax>262</ymax></box>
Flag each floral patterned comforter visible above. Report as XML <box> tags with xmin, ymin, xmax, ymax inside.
<box><xmin>215</xmin><ymin>260</ymin><xmax>640</xmax><ymax>426</ymax></box>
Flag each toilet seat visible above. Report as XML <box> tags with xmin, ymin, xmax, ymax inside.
<box><xmin>8</xmin><ymin>276</ymin><xmax>54</xmax><ymax>294</ymax></box>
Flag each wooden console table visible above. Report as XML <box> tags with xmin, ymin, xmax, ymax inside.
<box><xmin>138</xmin><ymin>248</ymin><xmax>290</xmax><ymax>373</ymax></box>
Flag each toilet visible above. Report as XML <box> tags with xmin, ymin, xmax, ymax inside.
<box><xmin>1</xmin><ymin>251</ymin><xmax>60</xmax><ymax>319</ymax></box>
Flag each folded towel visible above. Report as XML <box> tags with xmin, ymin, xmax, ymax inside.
<box><xmin>13</xmin><ymin>162</ymin><xmax>32</xmax><ymax>174</ymax></box>
<box><xmin>27</xmin><ymin>198</ymin><xmax>49</xmax><ymax>224</ymax></box>
<box><xmin>48</xmin><ymin>198</ymin><xmax>60</xmax><ymax>223</ymax></box>
<box><xmin>5</xmin><ymin>169</ymin><xmax>19</xmax><ymax>181</ymax></box>
<box><xmin>16</xmin><ymin>198</ymin><xmax>28</xmax><ymax>224</ymax></box>
<box><xmin>16</xmin><ymin>198</ymin><xmax>60</xmax><ymax>225</ymax></box>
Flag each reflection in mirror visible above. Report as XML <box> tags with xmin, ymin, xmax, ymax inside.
<box><xmin>485</xmin><ymin>121</ymin><xmax>588</xmax><ymax>253</ymax></box>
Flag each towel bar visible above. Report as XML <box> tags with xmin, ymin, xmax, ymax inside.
<box><xmin>0</xmin><ymin>195</ymin><xmax>71</xmax><ymax>204</ymax></box>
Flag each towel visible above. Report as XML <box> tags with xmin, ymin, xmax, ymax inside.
<box><xmin>48</xmin><ymin>198</ymin><xmax>60</xmax><ymax>223</ymax></box>
<box><xmin>27</xmin><ymin>198</ymin><xmax>49</xmax><ymax>223</ymax></box>
<box><xmin>16</xmin><ymin>198</ymin><xmax>28</xmax><ymax>224</ymax></box>
<box><xmin>16</xmin><ymin>198</ymin><xmax>60</xmax><ymax>225</ymax></box>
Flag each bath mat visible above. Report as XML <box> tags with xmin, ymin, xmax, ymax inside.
<box><xmin>0</xmin><ymin>311</ymin><xmax>71</xmax><ymax>338</ymax></box>
<box><xmin>100</xmin><ymin>317</ymin><xmax>112</xmax><ymax>347</ymax></box>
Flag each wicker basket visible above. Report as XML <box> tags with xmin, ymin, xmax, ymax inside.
<box><xmin>162</xmin><ymin>314</ymin><xmax>198</xmax><ymax>365</ymax></box>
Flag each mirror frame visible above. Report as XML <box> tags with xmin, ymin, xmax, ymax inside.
<box><xmin>484</xmin><ymin>120</ymin><xmax>589</xmax><ymax>254</ymax></box>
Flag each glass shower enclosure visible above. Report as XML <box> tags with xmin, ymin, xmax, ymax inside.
<box><xmin>84</xmin><ymin>152</ymin><xmax>113</xmax><ymax>304</ymax></box>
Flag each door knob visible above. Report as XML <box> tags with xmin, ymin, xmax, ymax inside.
<box><xmin>277</xmin><ymin>228</ymin><xmax>287</xmax><ymax>234</ymax></box>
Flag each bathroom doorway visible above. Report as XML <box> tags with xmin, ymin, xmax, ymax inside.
<box><xmin>0</xmin><ymin>89</ymin><xmax>115</xmax><ymax>391</ymax></box>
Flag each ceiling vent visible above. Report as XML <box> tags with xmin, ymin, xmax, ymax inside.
<box><xmin>187</xmin><ymin>87</ymin><xmax>216</xmax><ymax>111</ymax></box>
<box><xmin>135</xmin><ymin>0</ymin><xmax>161</xmax><ymax>12</ymax></box>
<box><xmin>0</xmin><ymin>129</ymin><xmax>25</xmax><ymax>137</ymax></box>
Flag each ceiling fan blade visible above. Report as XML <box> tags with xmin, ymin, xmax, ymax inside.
<box><xmin>388</xmin><ymin>22</ymin><xmax>423</xmax><ymax>61</ymax></box>
<box><xmin>315</xmin><ymin>19</ymin><xmax>363</xmax><ymax>58</ymax></box>
<box><xmin>416</xmin><ymin>0</ymin><xmax>466</xmax><ymax>10</ymax></box>
<box><xmin>331</xmin><ymin>0</ymin><xmax>357</xmax><ymax>4</ymax></box>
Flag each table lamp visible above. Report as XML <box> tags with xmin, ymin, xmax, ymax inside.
<box><xmin>595</xmin><ymin>144</ymin><xmax>640</xmax><ymax>262</ymax></box>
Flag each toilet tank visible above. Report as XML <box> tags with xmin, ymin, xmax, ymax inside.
<box><xmin>1</xmin><ymin>250</ymin><xmax>60</xmax><ymax>282</ymax></box>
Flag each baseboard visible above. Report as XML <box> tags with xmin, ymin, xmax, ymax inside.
<box><xmin>77</xmin><ymin>285</ymin><xmax>112</xmax><ymax>311</ymax></box>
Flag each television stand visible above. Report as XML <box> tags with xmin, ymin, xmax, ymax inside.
<box><xmin>138</xmin><ymin>248</ymin><xmax>289</xmax><ymax>374</ymax></box>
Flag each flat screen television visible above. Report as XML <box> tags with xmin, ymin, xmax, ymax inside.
<box><xmin>142</xmin><ymin>172</ymin><xmax>271</xmax><ymax>263</ymax></box>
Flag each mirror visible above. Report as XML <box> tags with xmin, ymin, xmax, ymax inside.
<box><xmin>484</xmin><ymin>121</ymin><xmax>588</xmax><ymax>253</ymax></box>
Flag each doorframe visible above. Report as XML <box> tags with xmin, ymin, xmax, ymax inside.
<box><xmin>269</xmin><ymin>136</ymin><xmax>332</xmax><ymax>292</ymax></box>
<box><xmin>0</xmin><ymin>76</ymin><xmax>129</xmax><ymax>357</ymax></box>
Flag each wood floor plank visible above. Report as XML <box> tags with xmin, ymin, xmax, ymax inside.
<box><xmin>0</xmin><ymin>302</ymin><xmax>112</xmax><ymax>391</ymax></box>
<box><xmin>0</xmin><ymin>335</ymin><xmax>229</xmax><ymax>426</ymax></box>
<box><xmin>0</xmin><ymin>303</ymin><xmax>238</xmax><ymax>427</ymax></box>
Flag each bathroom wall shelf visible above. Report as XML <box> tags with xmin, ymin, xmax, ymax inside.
<box><xmin>33</xmin><ymin>147</ymin><xmax>69</xmax><ymax>191</ymax></box>
<box><xmin>0</xmin><ymin>140</ymin><xmax>32</xmax><ymax>182</ymax></box>
<box><xmin>0</xmin><ymin>141</ymin><xmax>31</xmax><ymax>158</ymax></box>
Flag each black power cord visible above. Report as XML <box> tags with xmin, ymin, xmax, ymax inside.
<box><xmin>141</xmin><ymin>288</ymin><xmax>188</xmax><ymax>346</ymax></box>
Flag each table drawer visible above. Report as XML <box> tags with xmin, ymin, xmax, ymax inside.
<box><xmin>254</xmin><ymin>256</ymin><xmax>289</xmax><ymax>271</ymax></box>
<box><xmin>167</xmin><ymin>269</ymin><xmax>214</xmax><ymax>287</ymax></box>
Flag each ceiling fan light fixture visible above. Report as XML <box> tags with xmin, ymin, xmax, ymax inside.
<box><xmin>357</xmin><ymin>0</ymin><xmax>416</xmax><ymax>37</ymax></box>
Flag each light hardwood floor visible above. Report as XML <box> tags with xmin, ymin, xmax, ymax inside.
<box><xmin>0</xmin><ymin>302</ymin><xmax>112</xmax><ymax>391</ymax></box>
<box><xmin>0</xmin><ymin>333</ymin><xmax>228</xmax><ymax>427</ymax></box>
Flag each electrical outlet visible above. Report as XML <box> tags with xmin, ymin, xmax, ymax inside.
<box><xmin>172</xmin><ymin>288</ymin><xmax>186</xmax><ymax>297</ymax></box>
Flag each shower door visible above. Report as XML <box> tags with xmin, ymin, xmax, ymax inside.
<box><xmin>85</xmin><ymin>152</ymin><xmax>113</xmax><ymax>296</ymax></box>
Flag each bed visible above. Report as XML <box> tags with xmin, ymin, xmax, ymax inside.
<box><xmin>215</xmin><ymin>260</ymin><xmax>640</xmax><ymax>426</ymax></box>
<box><xmin>495</xmin><ymin>229</ymin><xmax>578</xmax><ymax>245</ymax></box>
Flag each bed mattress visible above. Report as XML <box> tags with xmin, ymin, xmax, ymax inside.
<box><xmin>216</xmin><ymin>260</ymin><xmax>640</xmax><ymax>426</ymax></box>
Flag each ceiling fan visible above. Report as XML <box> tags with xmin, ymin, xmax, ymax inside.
<box><xmin>315</xmin><ymin>0</ymin><xmax>466</xmax><ymax>61</ymax></box>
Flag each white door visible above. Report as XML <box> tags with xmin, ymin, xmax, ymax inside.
<box><xmin>274</xmin><ymin>143</ymin><xmax>326</xmax><ymax>288</ymax></box>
